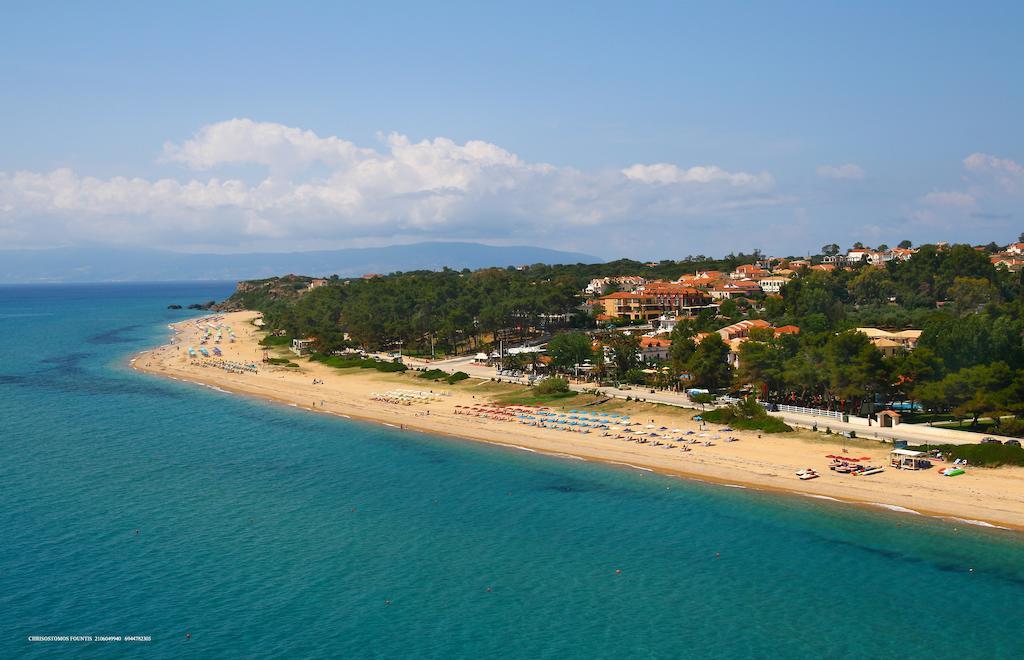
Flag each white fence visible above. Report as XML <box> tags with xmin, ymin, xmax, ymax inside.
<box><xmin>775</xmin><ymin>404</ymin><xmax>844</xmax><ymax>420</ymax></box>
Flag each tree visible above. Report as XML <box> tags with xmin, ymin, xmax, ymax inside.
<box><xmin>821</xmin><ymin>243</ymin><xmax>840</xmax><ymax>256</ymax></box>
<box><xmin>949</xmin><ymin>276</ymin><xmax>997</xmax><ymax>316</ymax></box>
<box><xmin>605</xmin><ymin>332</ymin><xmax>640</xmax><ymax>376</ymax></box>
<box><xmin>915</xmin><ymin>363</ymin><xmax>1014</xmax><ymax>426</ymax></box>
<box><xmin>852</xmin><ymin>241</ymin><xmax>865</xmax><ymax>249</ymax></box>
<box><xmin>877</xmin><ymin>243</ymin><xmax>889</xmax><ymax>251</ymax></box>
<box><xmin>824</xmin><ymin>331</ymin><xmax>890</xmax><ymax>410</ymax></box>
<box><xmin>849</xmin><ymin>267</ymin><xmax>895</xmax><ymax>305</ymax></box>
<box><xmin>688</xmin><ymin>334</ymin><xmax>733</xmax><ymax>390</ymax></box>
<box><xmin>737</xmin><ymin>335</ymin><xmax>787</xmax><ymax>395</ymax></box>
<box><xmin>691</xmin><ymin>393</ymin><xmax>716</xmax><ymax>408</ymax></box>
<box><xmin>623</xmin><ymin>368</ymin><xmax>647</xmax><ymax>385</ymax></box>
<box><xmin>898</xmin><ymin>240</ymin><xmax>913</xmax><ymax>249</ymax></box>
<box><xmin>547</xmin><ymin>332</ymin><xmax>593</xmax><ymax>372</ymax></box>
<box><xmin>890</xmin><ymin>346</ymin><xmax>943</xmax><ymax>400</ymax></box>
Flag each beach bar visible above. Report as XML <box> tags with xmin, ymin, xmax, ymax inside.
<box><xmin>889</xmin><ymin>448</ymin><xmax>930</xmax><ymax>470</ymax></box>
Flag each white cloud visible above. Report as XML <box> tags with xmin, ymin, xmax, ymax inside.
<box><xmin>0</xmin><ymin>119</ymin><xmax>783</xmax><ymax>250</ymax></box>
<box><xmin>161</xmin><ymin>118</ymin><xmax>376</xmax><ymax>171</ymax></box>
<box><xmin>963</xmin><ymin>152</ymin><xmax>1024</xmax><ymax>193</ymax></box>
<box><xmin>622</xmin><ymin>163</ymin><xmax>773</xmax><ymax>187</ymax></box>
<box><xmin>815</xmin><ymin>163</ymin><xmax>865</xmax><ymax>180</ymax></box>
<box><xmin>920</xmin><ymin>190</ymin><xmax>976</xmax><ymax>208</ymax></box>
<box><xmin>905</xmin><ymin>153</ymin><xmax>1022</xmax><ymax>231</ymax></box>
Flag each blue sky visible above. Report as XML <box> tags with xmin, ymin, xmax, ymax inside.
<box><xmin>1</xmin><ymin>1</ymin><xmax>1021</xmax><ymax>258</ymax></box>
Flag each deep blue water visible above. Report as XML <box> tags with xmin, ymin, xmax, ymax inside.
<box><xmin>2</xmin><ymin>282</ymin><xmax>1023</xmax><ymax>659</ymax></box>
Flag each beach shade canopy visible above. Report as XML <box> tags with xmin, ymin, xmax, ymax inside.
<box><xmin>693</xmin><ymin>415</ymin><xmax>703</xmax><ymax>421</ymax></box>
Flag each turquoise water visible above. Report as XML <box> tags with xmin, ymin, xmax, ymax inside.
<box><xmin>2</xmin><ymin>283</ymin><xmax>1023</xmax><ymax>659</ymax></box>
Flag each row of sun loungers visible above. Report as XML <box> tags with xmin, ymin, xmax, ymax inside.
<box><xmin>452</xmin><ymin>404</ymin><xmax>740</xmax><ymax>446</ymax></box>
<box><xmin>371</xmin><ymin>389</ymin><xmax>446</xmax><ymax>405</ymax></box>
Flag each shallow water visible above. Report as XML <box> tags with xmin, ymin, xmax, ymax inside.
<box><xmin>2</xmin><ymin>283</ymin><xmax>1022</xmax><ymax>659</ymax></box>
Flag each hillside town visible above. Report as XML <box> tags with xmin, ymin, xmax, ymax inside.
<box><xmin>227</xmin><ymin>236</ymin><xmax>1024</xmax><ymax>439</ymax></box>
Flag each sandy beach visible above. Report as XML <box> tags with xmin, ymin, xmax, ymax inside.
<box><xmin>133</xmin><ymin>311</ymin><xmax>1024</xmax><ymax>532</ymax></box>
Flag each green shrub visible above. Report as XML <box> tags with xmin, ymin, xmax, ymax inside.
<box><xmin>418</xmin><ymin>368</ymin><xmax>449</xmax><ymax>380</ymax></box>
<box><xmin>623</xmin><ymin>368</ymin><xmax>647</xmax><ymax>385</ymax></box>
<box><xmin>259</xmin><ymin>335</ymin><xmax>292</xmax><ymax>347</ymax></box>
<box><xmin>997</xmin><ymin>418</ymin><xmax>1024</xmax><ymax>437</ymax></box>
<box><xmin>535</xmin><ymin>377</ymin><xmax>570</xmax><ymax>395</ymax></box>
<box><xmin>446</xmin><ymin>371</ymin><xmax>469</xmax><ymax>384</ymax></box>
<box><xmin>701</xmin><ymin>398</ymin><xmax>793</xmax><ymax>433</ymax></box>
<box><xmin>909</xmin><ymin>442</ymin><xmax>1024</xmax><ymax>467</ymax></box>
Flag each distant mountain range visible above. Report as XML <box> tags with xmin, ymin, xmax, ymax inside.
<box><xmin>0</xmin><ymin>242</ymin><xmax>600</xmax><ymax>283</ymax></box>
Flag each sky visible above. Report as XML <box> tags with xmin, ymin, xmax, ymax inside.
<box><xmin>1</xmin><ymin>1</ymin><xmax>1022</xmax><ymax>259</ymax></box>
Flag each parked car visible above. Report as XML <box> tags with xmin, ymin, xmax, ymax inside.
<box><xmin>980</xmin><ymin>437</ymin><xmax>1002</xmax><ymax>444</ymax></box>
<box><xmin>1005</xmin><ymin>439</ymin><xmax>1021</xmax><ymax>447</ymax></box>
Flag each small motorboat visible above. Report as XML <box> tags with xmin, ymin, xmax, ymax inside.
<box><xmin>796</xmin><ymin>468</ymin><xmax>819</xmax><ymax>480</ymax></box>
<box><xmin>858</xmin><ymin>466</ymin><xmax>885</xmax><ymax>476</ymax></box>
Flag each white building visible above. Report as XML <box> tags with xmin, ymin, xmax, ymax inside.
<box><xmin>758</xmin><ymin>276</ymin><xmax>790</xmax><ymax>294</ymax></box>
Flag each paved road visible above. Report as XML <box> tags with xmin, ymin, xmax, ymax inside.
<box><xmin>395</xmin><ymin>354</ymin><xmax>999</xmax><ymax>446</ymax></box>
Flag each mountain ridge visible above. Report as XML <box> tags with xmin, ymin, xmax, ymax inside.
<box><xmin>0</xmin><ymin>242</ymin><xmax>601</xmax><ymax>283</ymax></box>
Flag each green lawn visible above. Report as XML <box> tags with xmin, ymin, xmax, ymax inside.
<box><xmin>932</xmin><ymin>419</ymin><xmax>1001</xmax><ymax>434</ymax></box>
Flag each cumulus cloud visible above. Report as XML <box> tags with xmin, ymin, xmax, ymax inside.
<box><xmin>963</xmin><ymin>152</ymin><xmax>1024</xmax><ymax>193</ymax></box>
<box><xmin>0</xmin><ymin>119</ymin><xmax>783</xmax><ymax>250</ymax></box>
<box><xmin>815</xmin><ymin>163</ymin><xmax>865</xmax><ymax>180</ymax></box>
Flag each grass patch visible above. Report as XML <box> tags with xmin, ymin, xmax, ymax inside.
<box><xmin>908</xmin><ymin>442</ymin><xmax>1024</xmax><ymax>468</ymax></box>
<box><xmin>494</xmin><ymin>390</ymin><xmax>580</xmax><ymax>406</ymax></box>
<box><xmin>932</xmin><ymin>419</ymin><xmax>1003</xmax><ymax>434</ymax></box>
<box><xmin>259</xmin><ymin>335</ymin><xmax>292</xmax><ymax>347</ymax></box>
<box><xmin>309</xmin><ymin>354</ymin><xmax>407</xmax><ymax>373</ymax></box>
<box><xmin>899</xmin><ymin>412</ymin><xmax>959</xmax><ymax>425</ymax></box>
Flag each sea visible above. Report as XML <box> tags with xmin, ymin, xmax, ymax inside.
<box><xmin>1</xmin><ymin>282</ymin><xmax>1023</xmax><ymax>659</ymax></box>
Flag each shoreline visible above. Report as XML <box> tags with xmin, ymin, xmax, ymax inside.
<box><xmin>131</xmin><ymin>311</ymin><xmax>1024</xmax><ymax>534</ymax></box>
